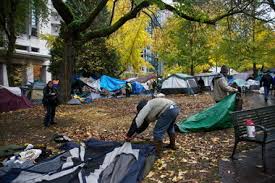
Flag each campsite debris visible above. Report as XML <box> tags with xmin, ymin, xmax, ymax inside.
<box><xmin>2</xmin><ymin>147</ymin><xmax>42</xmax><ymax>169</ymax></box>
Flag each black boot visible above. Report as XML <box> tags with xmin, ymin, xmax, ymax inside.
<box><xmin>153</xmin><ymin>140</ymin><xmax>163</xmax><ymax>157</ymax></box>
<box><xmin>165</xmin><ymin>134</ymin><xmax>177</xmax><ymax>150</ymax></box>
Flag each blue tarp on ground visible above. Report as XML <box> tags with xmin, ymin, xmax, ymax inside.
<box><xmin>0</xmin><ymin>139</ymin><xmax>156</xmax><ymax>183</ymax></box>
<box><xmin>100</xmin><ymin>75</ymin><xmax>126</xmax><ymax>92</ymax></box>
<box><xmin>132</xmin><ymin>81</ymin><xmax>145</xmax><ymax>94</ymax></box>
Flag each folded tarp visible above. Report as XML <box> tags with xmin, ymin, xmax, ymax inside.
<box><xmin>100</xmin><ymin>75</ymin><xmax>126</xmax><ymax>92</ymax></box>
<box><xmin>177</xmin><ymin>94</ymin><xmax>236</xmax><ymax>133</ymax></box>
<box><xmin>0</xmin><ymin>139</ymin><xmax>155</xmax><ymax>183</ymax></box>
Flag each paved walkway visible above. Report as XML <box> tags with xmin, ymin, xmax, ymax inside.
<box><xmin>219</xmin><ymin>143</ymin><xmax>275</xmax><ymax>183</ymax></box>
<box><xmin>242</xmin><ymin>92</ymin><xmax>275</xmax><ymax>110</ymax></box>
<box><xmin>219</xmin><ymin>92</ymin><xmax>275</xmax><ymax>183</ymax></box>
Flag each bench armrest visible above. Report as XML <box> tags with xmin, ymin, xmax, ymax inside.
<box><xmin>255</xmin><ymin>125</ymin><xmax>268</xmax><ymax>140</ymax></box>
<box><xmin>255</xmin><ymin>125</ymin><xmax>268</xmax><ymax>132</ymax></box>
<box><xmin>266</xmin><ymin>127</ymin><xmax>275</xmax><ymax>132</ymax></box>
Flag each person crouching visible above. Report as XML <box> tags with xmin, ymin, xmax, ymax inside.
<box><xmin>125</xmin><ymin>98</ymin><xmax>180</xmax><ymax>156</ymax></box>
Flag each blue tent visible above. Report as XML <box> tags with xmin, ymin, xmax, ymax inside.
<box><xmin>131</xmin><ymin>81</ymin><xmax>145</xmax><ymax>94</ymax></box>
<box><xmin>100</xmin><ymin>75</ymin><xmax>126</xmax><ymax>92</ymax></box>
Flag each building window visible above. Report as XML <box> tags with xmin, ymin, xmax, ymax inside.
<box><xmin>51</xmin><ymin>24</ymin><xmax>60</xmax><ymax>35</ymax></box>
<box><xmin>15</xmin><ymin>44</ymin><xmax>28</xmax><ymax>51</ymax></box>
<box><xmin>51</xmin><ymin>11</ymin><xmax>60</xmax><ymax>22</ymax></box>
<box><xmin>31</xmin><ymin>47</ymin><xmax>39</xmax><ymax>52</ymax></box>
<box><xmin>31</xmin><ymin>9</ymin><xmax>38</xmax><ymax>37</ymax></box>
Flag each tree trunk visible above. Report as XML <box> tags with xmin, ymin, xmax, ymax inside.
<box><xmin>190</xmin><ymin>63</ymin><xmax>194</xmax><ymax>76</ymax></box>
<box><xmin>252</xmin><ymin>62</ymin><xmax>257</xmax><ymax>79</ymax></box>
<box><xmin>58</xmin><ymin>37</ymin><xmax>75</xmax><ymax>103</ymax></box>
<box><xmin>190</xmin><ymin>57</ymin><xmax>194</xmax><ymax>76</ymax></box>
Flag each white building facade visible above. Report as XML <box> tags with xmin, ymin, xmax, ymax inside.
<box><xmin>0</xmin><ymin>1</ymin><xmax>60</xmax><ymax>86</ymax></box>
<box><xmin>141</xmin><ymin>10</ymin><xmax>172</xmax><ymax>76</ymax></box>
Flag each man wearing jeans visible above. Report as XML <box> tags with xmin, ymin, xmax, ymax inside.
<box><xmin>125</xmin><ymin>98</ymin><xmax>180</xmax><ymax>156</ymax></box>
<box><xmin>260</xmin><ymin>70</ymin><xmax>273</xmax><ymax>102</ymax></box>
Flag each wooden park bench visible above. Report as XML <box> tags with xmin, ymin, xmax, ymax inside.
<box><xmin>231</xmin><ymin>105</ymin><xmax>275</xmax><ymax>172</ymax></box>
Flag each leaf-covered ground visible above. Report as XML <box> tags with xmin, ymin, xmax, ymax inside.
<box><xmin>0</xmin><ymin>94</ymin><xmax>253</xmax><ymax>182</ymax></box>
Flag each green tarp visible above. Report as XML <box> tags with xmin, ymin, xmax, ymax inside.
<box><xmin>177</xmin><ymin>94</ymin><xmax>236</xmax><ymax>133</ymax></box>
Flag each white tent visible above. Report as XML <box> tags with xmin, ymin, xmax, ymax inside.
<box><xmin>0</xmin><ymin>85</ymin><xmax>21</xmax><ymax>96</ymax></box>
<box><xmin>161</xmin><ymin>73</ymin><xmax>198</xmax><ymax>94</ymax></box>
<box><xmin>209</xmin><ymin>67</ymin><xmax>239</xmax><ymax>75</ymax></box>
<box><xmin>194</xmin><ymin>73</ymin><xmax>218</xmax><ymax>90</ymax></box>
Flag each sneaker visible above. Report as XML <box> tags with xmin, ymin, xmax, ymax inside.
<box><xmin>50</xmin><ymin>122</ymin><xmax>57</xmax><ymax>125</ymax></box>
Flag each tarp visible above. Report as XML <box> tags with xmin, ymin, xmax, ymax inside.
<box><xmin>228</xmin><ymin>78</ymin><xmax>246</xmax><ymax>87</ymax></box>
<box><xmin>0</xmin><ymin>88</ymin><xmax>33</xmax><ymax>112</ymax></box>
<box><xmin>135</xmin><ymin>74</ymin><xmax>156</xmax><ymax>83</ymax></box>
<box><xmin>67</xmin><ymin>98</ymin><xmax>81</xmax><ymax>105</ymax></box>
<box><xmin>233</xmin><ymin>72</ymin><xmax>250</xmax><ymax>81</ymax></box>
<box><xmin>0</xmin><ymin>139</ymin><xmax>155</xmax><ymax>183</ymax></box>
<box><xmin>177</xmin><ymin>94</ymin><xmax>236</xmax><ymax>133</ymax></box>
<box><xmin>79</xmin><ymin>77</ymin><xmax>101</xmax><ymax>91</ymax></box>
<box><xmin>100</xmin><ymin>75</ymin><xmax>126</xmax><ymax>92</ymax></box>
<box><xmin>131</xmin><ymin>81</ymin><xmax>145</xmax><ymax>94</ymax></box>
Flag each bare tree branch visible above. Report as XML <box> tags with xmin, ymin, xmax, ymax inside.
<box><xmin>109</xmin><ymin>0</ymin><xmax>118</xmax><ymax>25</ymax></box>
<box><xmin>83</xmin><ymin>1</ymin><xmax>150</xmax><ymax>41</ymax></box>
<box><xmin>242</xmin><ymin>11</ymin><xmax>275</xmax><ymax>23</ymax></box>
<box><xmin>76</xmin><ymin>0</ymin><xmax>108</xmax><ymax>32</ymax></box>
<box><xmin>82</xmin><ymin>0</ymin><xmax>253</xmax><ymax>42</ymax></box>
<box><xmin>142</xmin><ymin>10</ymin><xmax>161</xmax><ymax>28</ymax></box>
<box><xmin>145</xmin><ymin>7</ymin><xmax>162</xmax><ymax>27</ymax></box>
<box><xmin>159</xmin><ymin>0</ymin><xmax>252</xmax><ymax>25</ymax></box>
<box><xmin>131</xmin><ymin>0</ymin><xmax>135</xmax><ymax>11</ymax></box>
<box><xmin>52</xmin><ymin>0</ymin><xmax>74</xmax><ymax>25</ymax></box>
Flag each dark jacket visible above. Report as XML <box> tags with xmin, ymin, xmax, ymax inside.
<box><xmin>260</xmin><ymin>74</ymin><xmax>273</xmax><ymax>87</ymax></box>
<box><xmin>43</xmin><ymin>86</ymin><xmax>59</xmax><ymax>105</ymax></box>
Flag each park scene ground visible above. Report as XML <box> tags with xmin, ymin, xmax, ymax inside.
<box><xmin>1</xmin><ymin>93</ymin><xmax>274</xmax><ymax>182</ymax></box>
<box><xmin>1</xmin><ymin>0</ymin><xmax>275</xmax><ymax>183</ymax></box>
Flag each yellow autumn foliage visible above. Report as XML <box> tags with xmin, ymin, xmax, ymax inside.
<box><xmin>107</xmin><ymin>0</ymin><xmax>153</xmax><ymax>73</ymax></box>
